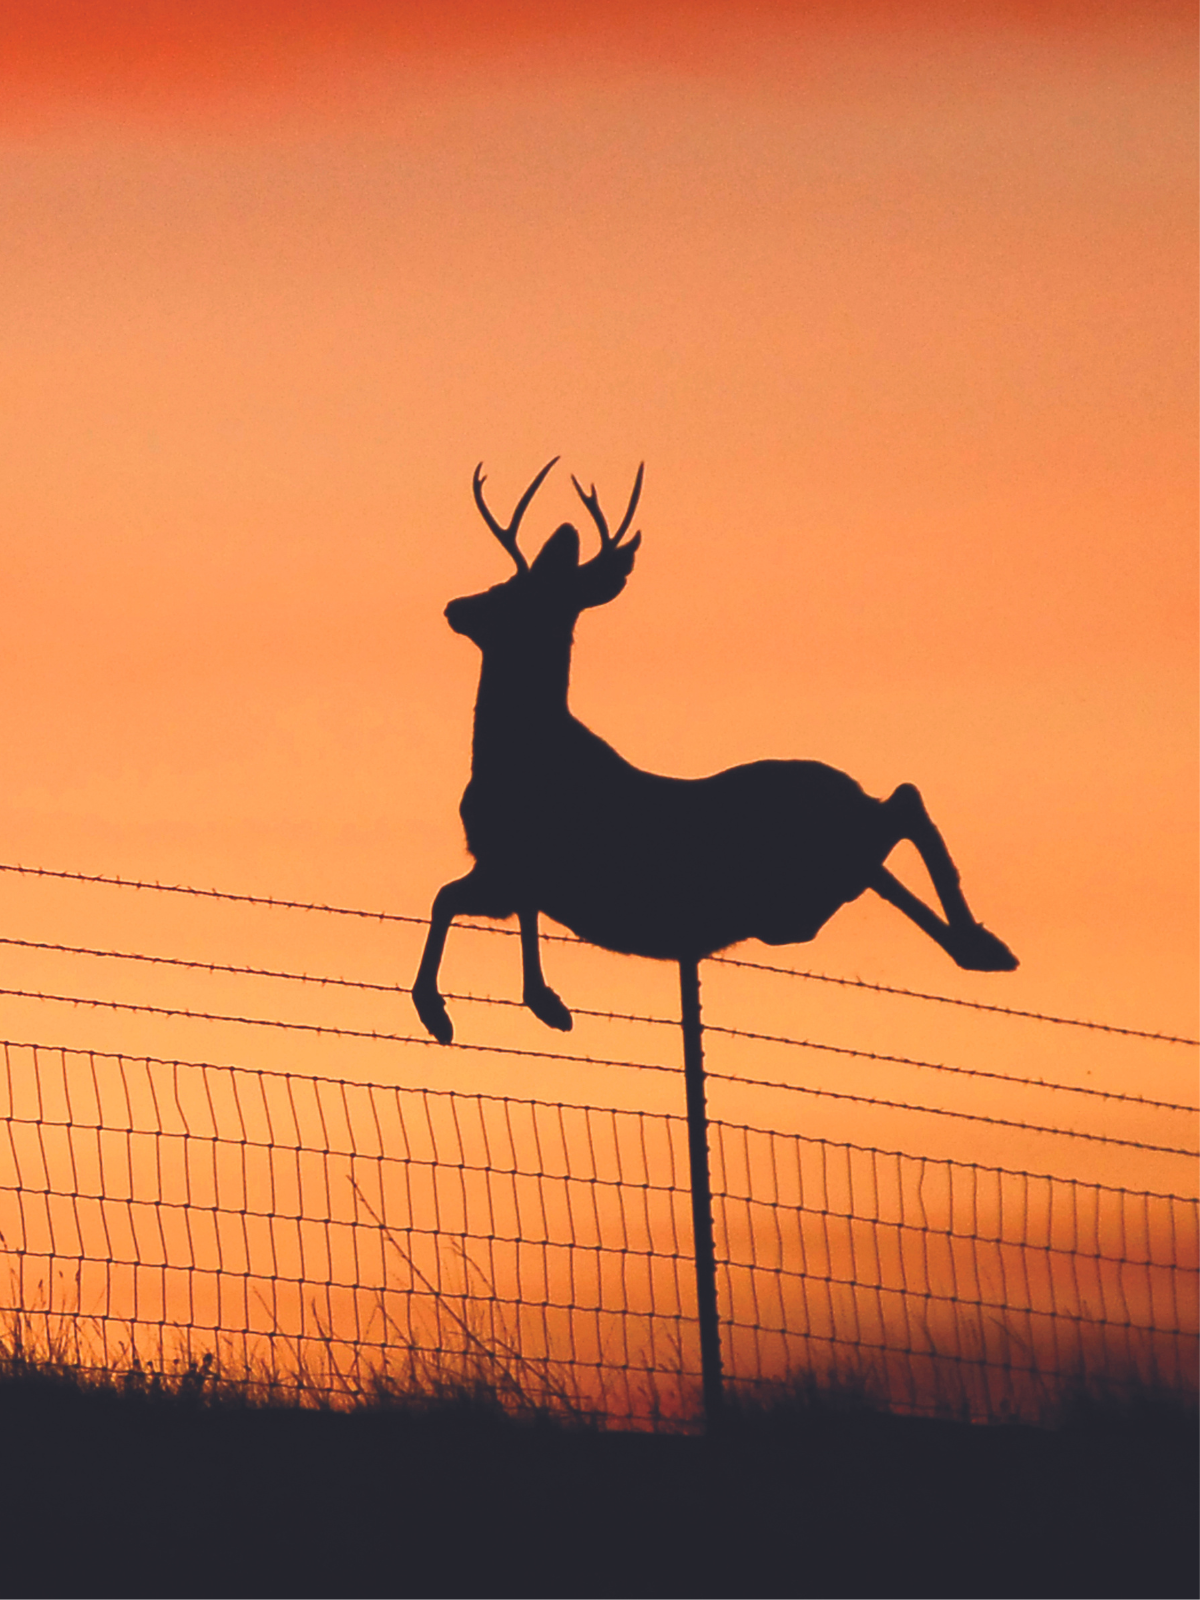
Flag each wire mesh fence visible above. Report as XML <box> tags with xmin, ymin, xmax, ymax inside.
<box><xmin>0</xmin><ymin>862</ymin><xmax>1194</xmax><ymax>1425</ymax></box>
<box><xmin>2</xmin><ymin>1040</ymin><xmax>1195</xmax><ymax>1425</ymax></box>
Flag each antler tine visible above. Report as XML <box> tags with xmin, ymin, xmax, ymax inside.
<box><xmin>570</xmin><ymin>475</ymin><xmax>610</xmax><ymax>546</ymax></box>
<box><xmin>472</xmin><ymin>464</ymin><xmax>509</xmax><ymax>541</ymax></box>
<box><xmin>472</xmin><ymin>457</ymin><xmax>559</xmax><ymax>574</ymax></box>
<box><xmin>571</xmin><ymin>463</ymin><xmax>645</xmax><ymax>552</ymax></box>
<box><xmin>508</xmin><ymin>456</ymin><xmax>560</xmax><ymax>541</ymax></box>
<box><xmin>612</xmin><ymin>462</ymin><xmax>645</xmax><ymax>544</ymax></box>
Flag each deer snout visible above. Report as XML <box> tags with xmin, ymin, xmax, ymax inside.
<box><xmin>444</xmin><ymin>596</ymin><xmax>479</xmax><ymax>638</ymax></box>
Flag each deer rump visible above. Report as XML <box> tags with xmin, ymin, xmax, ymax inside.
<box><xmin>461</xmin><ymin>735</ymin><xmax>891</xmax><ymax>962</ymax></box>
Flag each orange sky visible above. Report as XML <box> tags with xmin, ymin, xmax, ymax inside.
<box><xmin>0</xmin><ymin>1</ymin><xmax>1194</xmax><ymax>1198</ymax></box>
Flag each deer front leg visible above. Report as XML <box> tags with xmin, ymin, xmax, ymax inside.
<box><xmin>413</xmin><ymin>869</ymin><xmax>514</xmax><ymax>1044</ymax></box>
<box><xmin>519</xmin><ymin>909</ymin><xmax>573</xmax><ymax>1032</ymax></box>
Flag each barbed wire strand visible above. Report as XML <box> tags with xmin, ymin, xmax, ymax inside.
<box><xmin>702</xmin><ymin>1017</ymin><xmax>1197</xmax><ymax>1117</ymax></box>
<box><xmin>0</xmin><ymin>861</ymin><xmax>1192</xmax><ymax>1047</ymax></box>
<box><xmin>0</xmin><ymin>935</ymin><xmax>1191</xmax><ymax>1118</ymax></box>
<box><xmin>0</xmin><ymin>984</ymin><xmax>1192</xmax><ymax>1158</ymax></box>
<box><xmin>709</xmin><ymin>953</ymin><xmax>1200</xmax><ymax>1048</ymax></box>
<box><xmin>4</xmin><ymin>1034</ymin><xmax>1195</xmax><ymax>1204</ymax></box>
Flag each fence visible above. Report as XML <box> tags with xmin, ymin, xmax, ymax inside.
<box><xmin>0</xmin><ymin>863</ymin><xmax>1196</xmax><ymax>1426</ymax></box>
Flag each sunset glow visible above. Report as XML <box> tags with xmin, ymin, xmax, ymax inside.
<box><xmin>0</xmin><ymin>1</ymin><xmax>1194</xmax><ymax>1406</ymax></box>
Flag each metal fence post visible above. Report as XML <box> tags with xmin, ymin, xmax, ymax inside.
<box><xmin>679</xmin><ymin>957</ymin><xmax>724</xmax><ymax>1428</ymax></box>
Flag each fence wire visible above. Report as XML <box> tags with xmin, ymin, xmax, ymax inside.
<box><xmin>1</xmin><ymin>1041</ymin><xmax>1194</xmax><ymax>1426</ymax></box>
<box><xmin>0</xmin><ymin>937</ymin><xmax>1189</xmax><ymax>1116</ymax></box>
<box><xmin>0</xmin><ymin>859</ymin><xmax>1192</xmax><ymax>1045</ymax></box>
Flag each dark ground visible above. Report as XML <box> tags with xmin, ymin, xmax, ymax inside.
<box><xmin>0</xmin><ymin>1377</ymin><xmax>1194</xmax><ymax>1599</ymax></box>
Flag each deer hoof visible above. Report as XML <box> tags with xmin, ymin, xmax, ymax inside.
<box><xmin>412</xmin><ymin>986</ymin><xmax>454</xmax><ymax>1044</ymax></box>
<box><xmin>954</xmin><ymin>924</ymin><xmax>1019</xmax><ymax>973</ymax></box>
<box><xmin>525</xmin><ymin>985</ymin><xmax>573</xmax><ymax>1032</ymax></box>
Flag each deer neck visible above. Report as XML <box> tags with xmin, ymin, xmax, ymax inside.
<box><xmin>471</xmin><ymin>628</ymin><xmax>576</xmax><ymax>768</ymax></box>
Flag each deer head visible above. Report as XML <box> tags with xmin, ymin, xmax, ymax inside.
<box><xmin>445</xmin><ymin>459</ymin><xmax>644</xmax><ymax>647</ymax></box>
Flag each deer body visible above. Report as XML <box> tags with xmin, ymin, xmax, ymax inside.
<box><xmin>464</xmin><ymin>736</ymin><xmax>885</xmax><ymax>960</ymax></box>
<box><xmin>413</xmin><ymin>461</ymin><xmax>1016</xmax><ymax>1044</ymax></box>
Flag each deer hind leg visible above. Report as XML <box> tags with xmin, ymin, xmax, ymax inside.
<box><xmin>519</xmin><ymin>910</ymin><xmax>573</xmax><ymax>1033</ymax></box>
<box><xmin>413</xmin><ymin>868</ymin><xmax>515</xmax><ymax>1044</ymax></box>
<box><xmin>869</xmin><ymin>784</ymin><xmax>1018</xmax><ymax>972</ymax></box>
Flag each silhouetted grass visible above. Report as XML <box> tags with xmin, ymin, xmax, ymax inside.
<box><xmin>0</xmin><ymin>1250</ymin><xmax>696</xmax><ymax>1428</ymax></box>
<box><xmin>0</xmin><ymin>1314</ymin><xmax>1194</xmax><ymax>1600</ymax></box>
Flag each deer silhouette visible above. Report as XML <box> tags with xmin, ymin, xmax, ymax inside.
<box><xmin>413</xmin><ymin>460</ymin><xmax>1017</xmax><ymax>1044</ymax></box>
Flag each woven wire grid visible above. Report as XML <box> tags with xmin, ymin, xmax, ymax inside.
<box><xmin>710</xmin><ymin>1123</ymin><xmax>1198</xmax><ymax>1418</ymax></box>
<box><xmin>0</xmin><ymin>1041</ymin><xmax>1195</xmax><ymax>1426</ymax></box>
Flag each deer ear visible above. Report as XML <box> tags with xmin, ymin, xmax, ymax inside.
<box><xmin>529</xmin><ymin>523</ymin><xmax>580</xmax><ymax>582</ymax></box>
<box><xmin>576</xmin><ymin>531</ymin><xmax>641</xmax><ymax>609</ymax></box>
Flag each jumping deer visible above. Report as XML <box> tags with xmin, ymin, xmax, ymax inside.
<box><xmin>413</xmin><ymin>460</ymin><xmax>1017</xmax><ymax>1044</ymax></box>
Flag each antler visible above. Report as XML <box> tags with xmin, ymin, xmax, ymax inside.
<box><xmin>570</xmin><ymin>462</ymin><xmax>645</xmax><ymax>553</ymax></box>
<box><xmin>472</xmin><ymin>458</ymin><xmax>559</xmax><ymax>574</ymax></box>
